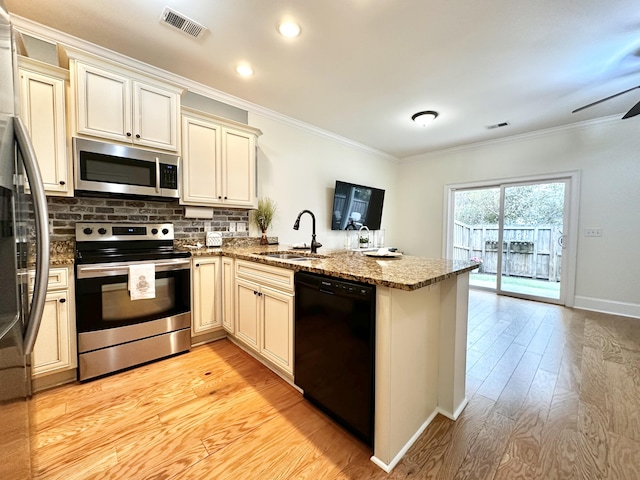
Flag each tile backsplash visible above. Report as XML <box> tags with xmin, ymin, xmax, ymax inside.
<box><xmin>46</xmin><ymin>197</ymin><xmax>250</xmax><ymax>242</ymax></box>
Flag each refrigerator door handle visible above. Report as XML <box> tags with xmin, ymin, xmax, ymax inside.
<box><xmin>14</xmin><ymin>116</ymin><xmax>50</xmax><ymax>356</ymax></box>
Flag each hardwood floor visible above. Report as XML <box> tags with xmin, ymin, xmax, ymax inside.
<box><xmin>31</xmin><ymin>290</ymin><xmax>640</xmax><ymax>479</ymax></box>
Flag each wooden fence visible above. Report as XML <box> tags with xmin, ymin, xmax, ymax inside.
<box><xmin>453</xmin><ymin>221</ymin><xmax>562</xmax><ymax>281</ymax></box>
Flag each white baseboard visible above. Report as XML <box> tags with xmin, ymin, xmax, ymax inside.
<box><xmin>370</xmin><ymin>409</ymin><xmax>438</xmax><ymax>473</ymax></box>
<box><xmin>574</xmin><ymin>296</ymin><xmax>640</xmax><ymax>319</ymax></box>
<box><xmin>437</xmin><ymin>396</ymin><xmax>469</xmax><ymax>421</ymax></box>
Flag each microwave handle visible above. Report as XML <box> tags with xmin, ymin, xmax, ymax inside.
<box><xmin>155</xmin><ymin>157</ymin><xmax>160</xmax><ymax>193</ymax></box>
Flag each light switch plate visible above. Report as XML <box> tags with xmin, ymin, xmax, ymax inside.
<box><xmin>228</xmin><ymin>222</ymin><xmax>236</xmax><ymax>232</ymax></box>
<box><xmin>584</xmin><ymin>228</ymin><xmax>602</xmax><ymax>237</ymax></box>
<box><xmin>236</xmin><ymin>222</ymin><xmax>246</xmax><ymax>232</ymax></box>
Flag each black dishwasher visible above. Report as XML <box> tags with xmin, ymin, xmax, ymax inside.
<box><xmin>294</xmin><ymin>271</ymin><xmax>375</xmax><ymax>448</ymax></box>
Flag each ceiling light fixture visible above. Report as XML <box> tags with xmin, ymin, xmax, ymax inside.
<box><xmin>278</xmin><ymin>21</ymin><xmax>301</xmax><ymax>38</ymax></box>
<box><xmin>411</xmin><ymin>110</ymin><xmax>439</xmax><ymax>126</ymax></box>
<box><xmin>235</xmin><ymin>64</ymin><xmax>254</xmax><ymax>77</ymax></box>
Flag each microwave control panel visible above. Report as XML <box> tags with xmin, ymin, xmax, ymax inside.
<box><xmin>160</xmin><ymin>164</ymin><xmax>178</xmax><ymax>189</ymax></box>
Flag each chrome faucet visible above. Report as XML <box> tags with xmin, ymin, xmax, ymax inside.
<box><xmin>293</xmin><ymin>209</ymin><xmax>322</xmax><ymax>253</ymax></box>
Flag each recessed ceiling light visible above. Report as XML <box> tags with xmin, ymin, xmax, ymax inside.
<box><xmin>236</xmin><ymin>64</ymin><xmax>254</xmax><ymax>77</ymax></box>
<box><xmin>278</xmin><ymin>21</ymin><xmax>301</xmax><ymax>38</ymax></box>
<box><xmin>411</xmin><ymin>110</ymin><xmax>439</xmax><ymax>126</ymax></box>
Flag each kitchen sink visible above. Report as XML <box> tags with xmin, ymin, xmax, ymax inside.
<box><xmin>258</xmin><ymin>251</ymin><xmax>326</xmax><ymax>261</ymax></box>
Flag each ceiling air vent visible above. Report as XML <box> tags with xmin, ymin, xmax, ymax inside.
<box><xmin>160</xmin><ymin>7</ymin><xmax>207</xmax><ymax>39</ymax></box>
<box><xmin>486</xmin><ymin>122</ymin><xmax>510</xmax><ymax>130</ymax></box>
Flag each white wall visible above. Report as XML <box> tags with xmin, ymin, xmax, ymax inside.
<box><xmin>248</xmin><ymin>113</ymin><xmax>399</xmax><ymax>250</ymax></box>
<box><xmin>396</xmin><ymin>117</ymin><xmax>640</xmax><ymax>316</ymax></box>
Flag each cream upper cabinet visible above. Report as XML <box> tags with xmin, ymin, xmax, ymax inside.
<box><xmin>181</xmin><ymin>113</ymin><xmax>221</xmax><ymax>205</ymax></box>
<box><xmin>222</xmin><ymin>126</ymin><xmax>257</xmax><ymax>207</ymax></box>
<box><xmin>234</xmin><ymin>260</ymin><xmax>294</xmax><ymax>375</ymax></box>
<box><xmin>70</xmin><ymin>56</ymin><xmax>181</xmax><ymax>152</ymax></box>
<box><xmin>192</xmin><ymin>257</ymin><xmax>221</xmax><ymax>335</ymax></box>
<box><xmin>181</xmin><ymin>107</ymin><xmax>261</xmax><ymax>208</ymax></box>
<box><xmin>18</xmin><ymin>57</ymin><xmax>71</xmax><ymax>196</ymax></box>
<box><xmin>30</xmin><ymin>267</ymin><xmax>77</xmax><ymax>378</ymax></box>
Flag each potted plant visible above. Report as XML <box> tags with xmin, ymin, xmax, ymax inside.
<box><xmin>252</xmin><ymin>197</ymin><xmax>277</xmax><ymax>245</ymax></box>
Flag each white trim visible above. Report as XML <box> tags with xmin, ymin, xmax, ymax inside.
<box><xmin>403</xmin><ymin>114</ymin><xmax>622</xmax><ymax>162</ymax></box>
<box><xmin>437</xmin><ymin>396</ymin><xmax>469</xmax><ymax>421</ymax></box>
<box><xmin>574</xmin><ymin>296</ymin><xmax>640</xmax><ymax>319</ymax></box>
<box><xmin>443</xmin><ymin>171</ymin><xmax>580</xmax><ymax>308</ymax></box>
<box><xmin>10</xmin><ymin>14</ymin><xmax>397</xmax><ymax>163</ymax></box>
<box><xmin>370</xmin><ymin>409</ymin><xmax>438</xmax><ymax>473</ymax></box>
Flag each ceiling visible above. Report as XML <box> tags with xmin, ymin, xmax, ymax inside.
<box><xmin>6</xmin><ymin>0</ymin><xmax>640</xmax><ymax>159</ymax></box>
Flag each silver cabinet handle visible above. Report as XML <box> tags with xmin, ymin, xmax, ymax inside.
<box><xmin>15</xmin><ymin>117</ymin><xmax>50</xmax><ymax>356</ymax></box>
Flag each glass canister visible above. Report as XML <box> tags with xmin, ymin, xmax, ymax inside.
<box><xmin>374</xmin><ymin>229</ymin><xmax>385</xmax><ymax>248</ymax></box>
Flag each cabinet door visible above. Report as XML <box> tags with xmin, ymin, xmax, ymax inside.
<box><xmin>181</xmin><ymin>115</ymin><xmax>221</xmax><ymax>205</ymax></box>
<box><xmin>19</xmin><ymin>67</ymin><xmax>70</xmax><ymax>196</ymax></box>
<box><xmin>32</xmin><ymin>291</ymin><xmax>72</xmax><ymax>376</ymax></box>
<box><xmin>221</xmin><ymin>127</ymin><xmax>256</xmax><ymax>207</ymax></box>
<box><xmin>75</xmin><ymin>62</ymin><xmax>132</xmax><ymax>143</ymax></box>
<box><xmin>260</xmin><ymin>285</ymin><xmax>294</xmax><ymax>374</ymax></box>
<box><xmin>133</xmin><ymin>81</ymin><xmax>179</xmax><ymax>151</ymax></box>
<box><xmin>235</xmin><ymin>278</ymin><xmax>260</xmax><ymax>351</ymax></box>
<box><xmin>192</xmin><ymin>257</ymin><xmax>221</xmax><ymax>334</ymax></box>
<box><xmin>221</xmin><ymin>257</ymin><xmax>235</xmax><ymax>333</ymax></box>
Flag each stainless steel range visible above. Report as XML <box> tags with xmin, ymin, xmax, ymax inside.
<box><xmin>74</xmin><ymin>222</ymin><xmax>191</xmax><ymax>381</ymax></box>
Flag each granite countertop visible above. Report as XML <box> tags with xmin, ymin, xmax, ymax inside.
<box><xmin>45</xmin><ymin>238</ymin><xmax>478</xmax><ymax>291</ymax></box>
<box><xmin>185</xmin><ymin>242</ymin><xmax>479</xmax><ymax>291</ymax></box>
<box><xmin>41</xmin><ymin>241</ymin><xmax>75</xmax><ymax>267</ymax></box>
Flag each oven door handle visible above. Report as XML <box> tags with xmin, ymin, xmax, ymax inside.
<box><xmin>77</xmin><ymin>258</ymin><xmax>191</xmax><ymax>279</ymax></box>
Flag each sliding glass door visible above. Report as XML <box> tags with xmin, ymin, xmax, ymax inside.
<box><xmin>450</xmin><ymin>175</ymin><xmax>573</xmax><ymax>305</ymax></box>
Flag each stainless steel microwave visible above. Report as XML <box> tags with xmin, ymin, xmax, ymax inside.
<box><xmin>73</xmin><ymin>137</ymin><xmax>180</xmax><ymax>200</ymax></box>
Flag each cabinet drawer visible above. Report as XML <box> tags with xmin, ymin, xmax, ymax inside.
<box><xmin>29</xmin><ymin>267</ymin><xmax>69</xmax><ymax>291</ymax></box>
<box><xmin>235</xmin><ymin>260</ymin><xmax>294</xmax><ymax>292</ymax></box>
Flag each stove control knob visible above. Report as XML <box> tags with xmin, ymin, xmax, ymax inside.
<box><xmin>151</xmin><ymin>228</ymin><xmax>158</xmax><ymax>235</ymax></box>
<box><xmin>162</xmin><ymin>228</ymin><xmax>169</xmax><ymax>235</ymax></box>
<box><xmin>98</xmin><ymin>228</ymin><xmax>107</xmax><ymax>235</ymax></box>
<box><xmin>83</xmin><ymin>228</ymin><xmax>93</xmax><ymax>235</ymax></box>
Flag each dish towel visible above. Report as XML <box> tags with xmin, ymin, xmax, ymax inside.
<box><xmin>129</xmin><ymin>264</ymin><xmax>156</xmax><ymax>300</ymax></box>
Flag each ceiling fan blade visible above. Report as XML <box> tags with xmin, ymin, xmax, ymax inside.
<box><xmin>572</xmin><ymin>85</ymin><xmax>640</xmax><ymax>114</ymax></box>
<box><xmin>622</xmin><ymin>98</ymin><xmax>640</xmax><ymax>119</ymax></box>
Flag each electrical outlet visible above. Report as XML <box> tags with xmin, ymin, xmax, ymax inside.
<box><xmin>584</xmin><ymin>228</ymin><xmax>602</xmax><ymax>237</ymax></box>
<box><xmin>228</xmin><ymin>222</ymin><xmax>236</xmax><ymax>233</ymax></box>
<box><xmin>236</xmin><ymin>222</ymin><xmax>246</xmax><ymax>232</ymax></box>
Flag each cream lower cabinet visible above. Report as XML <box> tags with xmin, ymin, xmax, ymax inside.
<box><xmin>30</xmin><ymin>267</ymin><xmax>77</xmax><ymax>377</ymax></box>
<box><xmin>191</xmin><ymin>257</ymin><xmax>221</xmax><ymax>335</ymax></box>
<box><xmin>221</xmin><ymin>257</ymin><xmax>235</xmax><ymax>334</ymax></box>
<box><xmin>18</xmin><ymin>56</ymin><xmax>71</xmax><ymax>197</ymax></box>
<box><xmin>234</xmin><ymin>260</ymin><xmax>294</xmax><ymax>375</ymax></box>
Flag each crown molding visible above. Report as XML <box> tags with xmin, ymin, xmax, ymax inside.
<box><xmin>11</xmin><ymin>14</ymin><xmax>397</xmax><ymax>163</ymax></box>
<box><xmin>401</xmin><ymin>114</ymin><xmax>624</xmax><ymax>162</ymax></box>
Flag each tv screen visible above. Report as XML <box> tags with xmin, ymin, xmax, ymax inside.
<box><xmin>331</xmin><ymin>180</ymin><xmax>385</xmax><ymax>230</ymax></box>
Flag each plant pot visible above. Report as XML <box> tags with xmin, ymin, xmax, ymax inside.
<box><xmin>260</xmin><ymin>229</ymin><xmax>268</xmax><ymax>245</ymax></box>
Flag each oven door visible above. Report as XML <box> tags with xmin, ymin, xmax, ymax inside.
<box><xmin>75</xmin><ymin>258</ymin><xmax>190</xmax><ymax>333</ymax></box>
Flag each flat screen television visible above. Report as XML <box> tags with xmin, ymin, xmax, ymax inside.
<box><xmin>331</xmin><ymin>180</ymin><xmax>385</xmax><ymax>230</ymax></box>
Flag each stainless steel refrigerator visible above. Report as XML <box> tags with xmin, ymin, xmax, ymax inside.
<box><xmin>0</xmin><ymin>2</ymin><xmax>50</xmax><ymax>478</ymax></box>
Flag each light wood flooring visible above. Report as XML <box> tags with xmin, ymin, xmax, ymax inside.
<box><xmin>31</xmin><ymin>290</ymin><xmax>640</xmax><ymax>479</ymax></box>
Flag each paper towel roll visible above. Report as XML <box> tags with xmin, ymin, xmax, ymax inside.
<box><xmin>184</xmin><ymin>206</ymin><xmax>214</xmax><ymax>219</ymax></box>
